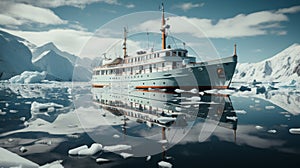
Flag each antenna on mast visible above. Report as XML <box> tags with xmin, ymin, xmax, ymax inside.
<box><xmin>160</xmin><ymin>2</ymin><xmax>166</xmax><ymax>50</ymax></box>
<box><xmin>123</xmin><ymin>27</ymin><xmax>128</xmax><ymax>58</ymax></box>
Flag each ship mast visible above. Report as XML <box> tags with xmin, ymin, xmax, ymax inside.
<box><xmin>123</xmin><ymin>27</ymin><xmax>128</xmax><ymax>58</ymax></box>
<box><xmin>161</xmin><ymin>3</ymin><xmax>166</xmax><ymax>50</ymax></box>
<box><xmin>234</xmin><ymin>44</ymin><xmax>237</xmax><ymax>56</ymax></box>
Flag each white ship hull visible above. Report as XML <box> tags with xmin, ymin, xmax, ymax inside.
<box><xmin>92</xmin><ymin>55</ymin><xmax>237</xmax><ymax>91</ymax></box>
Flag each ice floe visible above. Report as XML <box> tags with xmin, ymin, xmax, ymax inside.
<box><xmin>146</xmin><ymin>155</ymin><xmax>151</xmax><ymax>161</ymax></box>
<box><xmin>232</xmin><ymin>110</ymin><xmax>247</xmax><ymax>114</ymax></box>
<box><xmin>113</xmin><ymin>134</ymin><xmax>120</xmax><ymax>138</ymax></box>
<box><xmin>255</xmin><ymin>125</ymin><xmax>263</xmax><ymax>130</ymax></box>
<box><xmin>158</xmin><ymin>161</ymin><xmax>172</xmax><ymax>168</ymax></box>
<box><xmin>0</xmin><ymin>147</ymin><xmax>39</xmax><ymax>168</ymax></box>
<box><xmin>226</xmin><ymin>116</ymin><xmax>238</xmax><ymax>121</ymax></box>
<box><xmin>68</xmin><ymin>145</ymin><xmax>88</xmax><ymax>155</ymax></box>
<box><xmin>103</xmin><ymin>144</ymin><xmax>132</xmax><ymax>152</ymax></box>
<box><xmin>289</xmin><ymin>128</ymin><xmax>300</xmax><ymax>135</ymax></box>
<box><xmin>77</xmin><ymin>143</ymin><xmax>102</xmax><ymax>156</ymax></box>
<box><xmin>31</xmin><ymin>101</ymin><xmax>63</xmax><ymax>113</ymax></box>
<box><xmin>120</xmin><ymin>152</ymin><xmax>133</xmax><ymax>159</ymax></box>
<box><xmin>267</xmin><ymin>129</ymin><xmax>277</xmax><ymax>134</ymax></box>
<box><xmin>96</xmin><ymin>158</ymin><xmax>110</xmax><ymax>163</ymax></box>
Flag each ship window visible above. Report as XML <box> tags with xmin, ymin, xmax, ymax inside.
<box><xmin>172</xmin><ymin>51</ymin><xmax>176</xmax><ymax>56</ymax></box>
<box><xmin>153</xmin><ymin>82</ymin><xmax>155</xmax><ymax>85</ymax></box>
<box><xmin>163</xmin><ymin>82</ymin><xmax>166</xmax><ymax>85</ymax></box>
<box><xmin>178</xmin><ymin>52</ymin><xmax>182</xmax><ymax>56</ymax></box>
<box><xmin>157</xmin><ymin>53</ymin><xmax>159</xmax><ymax>57</ymax></box>
<box><xmin>153</xmin><ymin>64</ymin><xmax>156</xmax><ymax>69</ymax></box>
<box><xmin>166</xmin><ymin>52</ymin><xmax>170</xmax><ymax>56</ymax></box>
<box><xmin>162</xmin><ymin>63</ymin><xmax>165</xmax><ymax>67</ymax></box>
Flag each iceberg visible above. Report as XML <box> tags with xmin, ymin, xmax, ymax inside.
<box><xmin>9</xmin><ymin>71</ymin><xmax>47</xmax><ymax>84</ymax></box>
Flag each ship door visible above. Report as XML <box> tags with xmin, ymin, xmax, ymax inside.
<box><xmin>172</xmin><ymin>62</ymin><xmax>177</xmax><ymax>69</ymax></box>
<box><xmin>130</xmin><ymin>67</ymin><xmax>133</xmax><ymax>75</ymax></box>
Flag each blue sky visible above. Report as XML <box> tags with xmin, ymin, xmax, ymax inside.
<box><xmin>0</xmin><ymin>0</ymin><xmax>299</xmax><ymax>62</ymax></box>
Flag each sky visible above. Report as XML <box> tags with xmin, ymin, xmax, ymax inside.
<box><xmin>0</xmin><ymin>0</ymin><xmax>299</xmax><ymax>63</ymax></box>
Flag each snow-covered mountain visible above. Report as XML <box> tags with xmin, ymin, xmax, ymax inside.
<box><xmin>233</xmin><ymin>43</ymin><xmax>300</xmax><ymax>83</ymax></box>
<box><xmin>32</xmin><ymin>42</ymin><xmax>93</xmax><ymax>81</ymax></box>
<box><xmin>32</xmin><ymin>42</ymin><xmax>77</xmax><ymax>64</ymax></box>
<box><xmin>0</xmin><ymin>30</ymin><xmax>36</xmax><ymax>80</ymax></box>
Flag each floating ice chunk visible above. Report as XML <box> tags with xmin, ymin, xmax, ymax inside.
<box><xmin>175</xmin><ymin>107</ymin><xmax>182</xmax><ymax>111</ymax></box>
<box><xmin>113</xmin><ymin>134</ymin><xmax>120</xmax><ymax>138</ymax></box>
<box><xmin>254</xmin><ymin>100</ymin><xmax>260</xmax><ymax>103</ymax></box>
<box><xmin>25</xmin><ymin>101</ymin><xmax>32</xmax><ymax>105</ymax></box>
<box><xmin>120</xmin><ymin>152</ymin><xmax>133</xmax><ymax>159</ymax></box>
<box><xmin>9</xmin><ymin>109</ymin><xmax>18</xmax><ymax>113</ymax></box>
<box><xmin>226</xmin><ymin>116</ymin><xmax>238</xmax><ymax>121</ymax></box>
<box><xmin>78</xmin><ymin>143</ymin><xmax>103</xmax><ymax>156</ymax></box>
<box><xmin>199</xmin><ymin>91</ymin><xmax>204</xmax><ymax>96</ymax></box>
<box><xmin>174</xmin><ymin>89</ymin><xmax>185</xmax><ymax>93</ymax></box>
<box><xmin>146</xmin><ymin>155</ymin><xmax>151</xmax><ymax>161</ymax></box>
<box><xmin>289</xmin><ymin>128</ymin><xmax>300</xmax><ymax>134</ymax></box>
<box><xmin>19</xmin><ymin>146</ymin><xmax>27</xmax><ymax>153</ymax></box>
<box><xmin>31</xmin><ymin>101</ymin><xmax>63</xmax><ymax>113</ymax></box>
<box><xmin>232</xmin><ymin>110</ymin><xmax>247</xmax><ymax>114</ymax></box>
<box><xmin>96</xmin><ymin>158</ymin><xmax>110</xmax><ymax>163</ymax></box>
<box><xmin>265</xmin><ymin>106</ymin><xmax>275</xmax><ymax>110</ymax></box>
<box><xmin>68</xmin><ymin>145</ymin><xmax>88</xmax><ymax>155</ymax></box>
<box><xmin>5</xmin><ymin>103</ymin><xmax>9</xmax><ymax>107</ymax></box>
<box><xmin>103</xmin><ymin>144</ymin><xmax>132</xmax><ymax>152</ymax></box>
<box><xmin>0</xmin><ymin>109</ymin><xmax>6</xmax><ymax>115</ymax></box>
<box><xmin>158</xmin><ymin>161</ymin><xmax>172</xmax><ymax>168</ymax></box>
<box><xmin>267</xmin><ymin>129</ymin><xmax>277</xmax><ymax>134</ymax></box>
<box><xmin>255</xmin><ymin>125</ymin><xmax>263</xmax><ymax>130</ymax></box>
<box><xmin>189</xmin><ymin>88</ymin><xmax>198</xmax><ymax>94</ymax></box>
<box><xmin>39</xmin><ymin>160</ymin><xmax>63</xmax><ymax>168</ymax></box>
<box><xmin>15</xmin><ymin>102</ymin><xmax>21</xmax><ymax>105</ymax></box>
<box><xmin>20</xmin><ymin>117</ymin><xmax>26</xmax><ymax>121</ymax></box>
<box><xmin>284</xmin><ymin>114</ymin><xmax>291</xmax><ymax>118</ymax></box>
<box><xmin>8</xmin><ymin>138</ymin><xmax>14</xmax><ymax>142</ymax></box>
<box><xmin>157</xmin><ymin>117</ymin><xmax>176</xmax><ymax>124</ymax></box>
<box><xmin>24</xmin><ymin>121</ymin><xmax>29</xmax><ymax>127</ymax></box>
<box><xmin>9</xmin><ymin>71</ymin><xmax>47</xmax><ymax>84</ymax></box>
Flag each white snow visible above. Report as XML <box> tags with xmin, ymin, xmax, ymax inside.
<box><xmin>9</xmin><ymin>71</ymin><xmax>47</xmax><ymax>84</ymax></box>
<box><xmin>103</xmin><ymin>144</ymin><xmax>132</xmax><ymax>152</ymax></box>
<box><xmin>31</xmin><ymin>101</ymin><xmax>63</xmax><ymax>113</ymax></box>
<box><xmin>68</xmin><ymin>145</ymin><xmax>88</xmax><ymax>155</ymax></box>
<box><xmin>96</xmin><ymin>158</ymin><xmax>110</xmax><ymax>163</ymax></box>
<box><xmin>77</xmin><ymin>143</ymin><xmax>103</xmax><ymax>156</ymax></box>
<box><xmin>119</xmin><ymin>152</ymin><xmax>133</xmax><ymax>159</ymax></box>
<box><xmin>289</xmin><ymin>128</ymin><xmax>300</xmax><ymax>134</ymax></box>
<box><xmin>158</xmin><ymin>161</ymin><xmax>173</xmax><ymax>168</ymax></box>
<box><xmin>233</xmin><ymin>43</ymin><xmax>300</xmax><ymax>83</ymax></box>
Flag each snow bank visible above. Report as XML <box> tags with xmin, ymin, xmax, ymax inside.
<box><xmin>9</xmin><ymin>71</ymin><xmax>47</xmax><ymax>84</ymax></box>
<box><xmin>158</xmin><ymin>161</ymin><xmax>172</xmax><ymax>168</ymax></box>
<box><xmin>103</xmin><ymin>144</ymin><xmax>132</xmax><ymax>152</ymax></box>
<box><xmin>31</xmin><ymin>101</ymin><xmax>63</xmax><ymax>113</ymax></box>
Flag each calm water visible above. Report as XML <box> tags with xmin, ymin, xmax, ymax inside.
<box><xmin>0</xmin><ymin>82</ymin><xmax>300</xmax><ymax>167</ymax></box>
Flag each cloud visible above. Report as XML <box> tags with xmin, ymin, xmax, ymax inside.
<box><xmin>4</xmin><ymin>0</ymin><xmax>121</xmax><ymax>8</ymax></box>
<box><xmin>277</xmin><ymin>5</ymin><xmax>300</xmax><ymax>14</ymax></box>
<box><xmin>135</xmin><ymin>7</ymin><xmax>295</xmax><ymax>38</ymax></box>
<box><xmin>126</xmin><ymin>4</ymin><xmax>135</xmax><ymax>9</ymax></box>
<box><xmin>173</xmin><ymin>2</ymin><xmax>204</xmax><ymax>11</ymax></box>
<box><xmin>0</xmin><ymin>2</ymin><xmax>66</xmax><ymax>27</ymax></box>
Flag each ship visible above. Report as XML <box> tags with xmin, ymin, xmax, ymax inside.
<box><xmin>92</xmin><ymin>3</ymin><xmax>238</xmax><ymax>91</ymax></box>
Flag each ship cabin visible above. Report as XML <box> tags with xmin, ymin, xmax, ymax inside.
<box><xmin>93</xmin><ymin>48</ymin><xmax>196</xmax><ymax>77</ymax></box>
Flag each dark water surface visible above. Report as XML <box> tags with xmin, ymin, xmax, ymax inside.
<box><xmin>0</xmin><ymin>82</ymin><xmax>300</xmax><ymax>167</ymax></box>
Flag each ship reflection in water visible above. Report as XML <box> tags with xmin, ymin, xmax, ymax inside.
<box><xmin>91</xmin><ymin>86</ymin><xmax>237</xmax><ymax>156</ymax></box>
